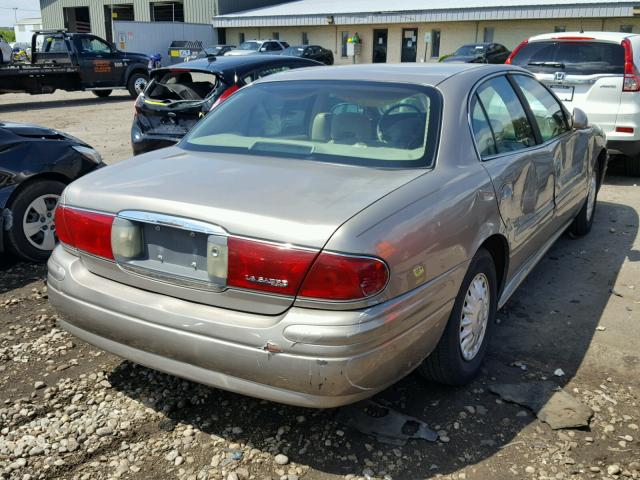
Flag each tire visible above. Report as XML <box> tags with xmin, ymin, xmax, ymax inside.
<box><xmin>92</xmin><ymin>90</ymin><xmax>112</xmax><ymax>98</ymax></box>
<box><xmin>127</xmin><ymin>72</ymin><xmax>148</xmax><ymax>97</ymax></box>
<box><xmin>418</xmin><ymin>248</ymin><xmax>497</xmax><ymax>386</ymax></box>
<box><xmin>627</xmin><ymin>155</ymin><xmax>640</xmax><ymax>176</ymax></box>
<box><xmin>569</xmin><ymin>163</ymin><xmax>599</xmax><ymax>237</ymax></box>
<box><xmin>5</xmin><ymin>180</ymin><xmax>66</xmax><ymax>263</ymax></box>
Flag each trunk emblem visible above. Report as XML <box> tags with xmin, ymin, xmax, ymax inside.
<box><xmin>245</xmin><ymin>275</ymin><xmax>289</xmax><ymax>288</ymax></box>
<box><xmin>554</xmin><ymin>71</ymin><xmax>566</xmax><ymax>83</ymax></box>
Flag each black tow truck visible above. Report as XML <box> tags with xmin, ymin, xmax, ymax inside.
<box><xmin>0</xmin><ymin>30</ymin><xmax>150</xmax><ymax>98</ymax></box>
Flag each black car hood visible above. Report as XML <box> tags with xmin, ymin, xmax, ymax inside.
<box><xmin>0</xmin><ymin>121</ymin><xmax>87</xmax><ymax>145</ymax></box>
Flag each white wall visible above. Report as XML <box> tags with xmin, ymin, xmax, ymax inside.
<box><xmin>14</xmin><ymin>22</ymin><xmax>42</xmax><ymax>44</ymax></box>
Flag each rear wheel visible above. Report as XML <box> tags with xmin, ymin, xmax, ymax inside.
<box><xmin>92</xmin><ymin>90</ymin><xmax>112</xmax><ymax>98</ymax></box>
<box><xmin>127</xmin><ymin>72</ymin><xmax>148</xmax><ymax>97</ymax></box>
<box><xmin>6</xmin><ymin>180</ymin><xmax>65</xmax><ymax>263</ymax></box>
<box><xmin>418</xmin><ymin>248</ymin><xmax>497</xmax><ymax>386</ymax></box>
<box><xmin>570</xmin><ymin>163</ymin><xmax>599</xmax><ymax>237</ymax></box>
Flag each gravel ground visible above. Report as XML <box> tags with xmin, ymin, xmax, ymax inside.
<box><xmin>0</xmin><ymin>91</ymin><xmax>639</xmax><ymax>480</ymax></box>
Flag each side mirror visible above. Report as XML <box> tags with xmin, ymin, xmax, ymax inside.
<box><xmin>572</xmin><ymin>108</ymin><xmax>588</xmax><ymax>130</ymax></box>
<box><xmin>259</xmin><ymin>47</ymin><xmax>267</xmax><ymax>52</ymax></box>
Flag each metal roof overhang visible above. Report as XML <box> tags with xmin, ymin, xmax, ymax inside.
<box><xmin>212</xmin><ymin>4</ymin><xmax>635</xmax><ymax>28</ymax></box>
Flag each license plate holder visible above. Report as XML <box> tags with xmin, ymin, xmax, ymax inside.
<box><xmin>549</xmin><ymin>84</ymin><xmax>574</xmax><ymax>102</ymax></box>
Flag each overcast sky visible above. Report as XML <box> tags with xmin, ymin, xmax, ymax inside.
<box><xmin>0</xmin><ymin>0</ymin><xmax>41</xmax><ymax>28</ymax></box>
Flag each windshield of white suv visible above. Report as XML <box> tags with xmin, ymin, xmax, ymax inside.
<box><xmin>183</xmin><ymin>80</ymin><xmax>442</xmax><ymax>168</ymax></box>
<box><xmin>510</xmin><ymin>40</ymin><xmax>625</xmax><ymax>75</ymax></box>
<box><xmin>238</xmin><ymin>42</ymin><xmax>261</xmax><ymax>51</ymax></box>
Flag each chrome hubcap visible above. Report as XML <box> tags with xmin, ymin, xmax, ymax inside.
<box><xmin>459</xmin><ymin>273</ymin><xmax>490</xmax><ymax>361</ymax></box>
<box><xmin>134</xmin><ymin>77</ymin><xmax>147</xmax><ymax>94</ymax></box>
<box><xmin>22</xmin><ymin>194</ymin><xmax>59</xmax><ymax>251</ymax></box>
<box><xmin>586</xmin><ymin>169</ymin><xmax>597</xmax><ymax>222</ymax></box>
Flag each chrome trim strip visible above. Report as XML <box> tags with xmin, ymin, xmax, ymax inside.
<box><xmin>118</xmin><ymin>210</ymin><xmax>227</xmax><ymax>236</ymax></box>
<box><xmin>119</xmin><ymin>262</ymin><xmax>227</xmax><ymax>293</ymax></box>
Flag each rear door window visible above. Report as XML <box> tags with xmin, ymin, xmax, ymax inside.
<box><xmin>476</xmin><ymin>76</ymin><xmax>536</xmax><ymax>154</ymax></box>
<box><xmin>510</xmin><ymin>40</ymin><xmax>624</xmax><ymax>75</ymax></box>
<box><xmin>470</xmin><ymin>94</ymin><xmax>497</xmax><ymax>158</ymax></box>
<box><xmin>512</xmin><ymin>75</ymin><xmax>569</xmax><ymax>142</ymax></box>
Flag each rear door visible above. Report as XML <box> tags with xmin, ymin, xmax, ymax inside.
<box><xmin>510</xmin><ymin>39</ymin><xmax>624</xmax><ymax>136</ymax></box>
<box><xmin>470</xmin><ymin>75</ymin><xmax>556</xmax><ymax>272</ymax></box>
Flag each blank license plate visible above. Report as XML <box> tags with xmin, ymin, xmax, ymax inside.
<box><xmin>549</xmin><ymin>85</ymin><xmax>574</xmax><ymax>102</ymax></box>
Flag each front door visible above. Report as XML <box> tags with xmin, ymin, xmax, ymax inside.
<box><xmin>373</xmin><ymin>29</ymin><xmax>388</xmax><ymax>63</ymax></box>
<box><xmin>401</xmin><ymin>28</ymin><xmax>417</xmax><ymax>63</ymax></box>
<box><xmin>74</xmin><ymin>34</ymin><xmax>125</xmax><ymax>87</ymax></box>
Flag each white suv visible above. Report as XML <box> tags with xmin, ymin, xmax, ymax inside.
<box><xmin>224</xmin><ymin>39</ymin><xmax>289</xmax><ymax>56</ymax></box>
<box><xmin>507</xmin><ymin>31</ymin><xmax>640</xmax><ymax>174</ymax></box>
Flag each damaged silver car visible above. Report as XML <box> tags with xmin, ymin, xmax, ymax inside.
<box><xmin>49</xmin><ymin>64</ymin><xmax>606</xmax><ymax>408</ymax></box>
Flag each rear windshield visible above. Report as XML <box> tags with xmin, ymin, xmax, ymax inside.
<box><xmin>511</xmin><ymin>40</ymin><xmax>624</xmax><ymax>75</ymax></box>
<box><xmin>146</xmin><ymin>70</ymin><xmax>219</xmax><ymax>102</ymax></box>
<box><xmin>183</xmin><ymin>80</ymin><xmax>441</xmax><ymax>168</ymax></box>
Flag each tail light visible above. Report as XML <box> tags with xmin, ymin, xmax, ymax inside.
<box><xmin>55</xmin><ymin>205</ymin><xmax>115</xmax><ymax>260</ymax></box>
<box><xmin>505</xmin><ymin>39</ymin><xmax>528</xmax><ymax>65</ymax></box>
<box><xmin>622</xmin><ymin>38</ymin><xmax>640</xmax><ymax>92</ymax></box>
<box><xmin>210</xmin><ymin>84</ymin><xmax>240</xmax><ymax>111</ymax></box>
<box><xmin>54</xmin><ymin>205</ymin><xmax>389</xmax><ymax>301</ymax></box>
<box><xmin>227</xmin><ymin>237</ymin><xmax>317</xmax><ymax>296</ymax></box>
<box><xmin>226</xmin><ymin>237</ymin><xmax>388</xmax><ymax>300</ymax></box>
<box><xmin>298</xmin><ymin>252</ymin><xmax>389</xmax><ymax>301</ymax></box>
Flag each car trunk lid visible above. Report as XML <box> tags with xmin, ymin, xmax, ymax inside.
<box><xmin>62</xmin><ymin>147</ymin><xmax>425</xmax><ymax>314</ymax></box>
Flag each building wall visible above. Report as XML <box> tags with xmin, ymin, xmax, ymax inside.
<box><xmin>14</xmin><ymin>22</ymin><xmax>43</xmax><ymax>44</ymax></box>
<box><xmin>225</xmin><ymin>17</ymin><xmax>640</xmax><ymax>65</ymax></box>
<box><xmin>40</xmin><ymin>0</ymin><xmax>283</xmax><ymax>41</ymax></box>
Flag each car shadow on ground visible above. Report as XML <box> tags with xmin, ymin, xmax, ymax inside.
<box><xmin>0</xmin><ymin>255</ymin><xmax>46</xmax><ymax>294</ymax></box>
<box><xmin>103</xmin><ymin>178</ymin><xmax>637</xmax><ymax>478</ymax></box>
<box><xmin>0</xmin><ymin>95</ymin><xmax>132</xmax><ymax>114</ymax></box>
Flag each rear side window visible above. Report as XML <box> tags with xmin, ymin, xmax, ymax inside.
<box><xmin>510</xmin><ymin>40</ymin><xmax>624</xmax><ymax>75</ymax></box>
<box><xmin>476</xmin><ymin>76</ymin><xmax>536</xmax><ymax>154</ymax></box>
<box><xmin>512</xmin><ymin>75</ymin><xmax>569</xmax><ymax>142</ymax></box>
<box><xmin>470</xmin><ymin>95</ymin><xmax>497</xmax><ymax>157</ymax></box>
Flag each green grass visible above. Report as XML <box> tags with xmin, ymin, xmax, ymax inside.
<box><xmin>0</xmin><ymin>28</ymin><xmax>16</xmax><ymax>43</ymax></box>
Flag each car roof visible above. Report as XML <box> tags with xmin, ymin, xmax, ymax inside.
<box><xmin>528</xmin><ymin>31</ymin><xmax>639</xmax><ymax>43</ymax></box>
<box><xmin>153</xmin><ymin>55</ymin><xmax>321</xmax><ymax>81</ymax></box>
<box><xmin>254</xmin><ymin>63</ymin><xmax>522</xmax><ymax>87</ymax></box>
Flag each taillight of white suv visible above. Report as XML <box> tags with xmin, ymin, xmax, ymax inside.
<box><xmin>622</xmin><ymin>38</ymin><xmax>640</xmax><ymax>92</ymax></box>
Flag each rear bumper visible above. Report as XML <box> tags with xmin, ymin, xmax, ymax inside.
<box><xmin>47</xmin><ymin>246</ymin><xmax>456</xmax><ymax>408</ymax></box>
<box><xmin>131</xmin><ymin>124</ymin><xmax>181</xmax><ymax>155</ymax></box>
<box><xmin>607</xmin><ymin>139</ymin><xmax>640</xmax><ymax>157</ymax></box>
